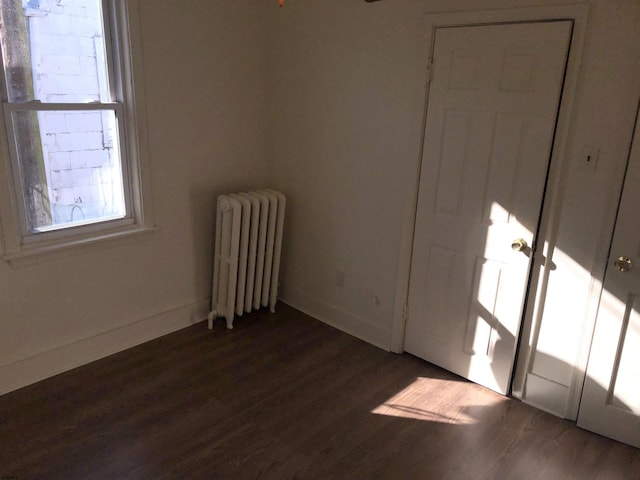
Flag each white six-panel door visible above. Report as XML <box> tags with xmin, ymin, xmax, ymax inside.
<box><xmin>577</xmin><ymin>110</ymin><xmax>640</xmax><ymax>448</ymax></box>
<box><xmin>405</xmin><ymin>21</ymin><xmax>572</xmax><ymax>394</ymax></box>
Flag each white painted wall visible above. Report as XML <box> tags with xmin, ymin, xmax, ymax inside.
<box><xmin>266</xmin><ymin>0</ymin><xmax>640</xmax><ymax>418</ymax></box>
<box><xmin>266</xmin><ymin>0</ymin><xmax>427</xmax><ymax>348</ymax></box>
<box><xmin>0</xmin><ymin>0</ymin><xmax>270</xmax><ymax>394</ymax></box>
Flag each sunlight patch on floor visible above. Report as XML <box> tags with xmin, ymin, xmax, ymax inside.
<box><xmin>371</xmin><ymin>377</ymin><xmax>505</xmax><ymax>425</ymax></box>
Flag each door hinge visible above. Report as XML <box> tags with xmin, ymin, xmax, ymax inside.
<box><xmin>402</xmin><ymin>303</ymin><xmax>409</xmax><ymax>323</ymax></box>
<box><xmin>426</xmin><ymin>59</ymin><xmax>433</xmax><ymax>84</ymax></box>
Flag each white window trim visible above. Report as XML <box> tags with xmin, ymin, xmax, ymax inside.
<box><xmin>0</xmin><ymin>0</ymin><xmax>155</xmax><ymax>266</ymax></box>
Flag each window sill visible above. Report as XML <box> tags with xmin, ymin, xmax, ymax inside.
<box><xmin>2</xmin><ymin>224</ymin><xmax>158</xmax><ymax>268</ymax></box>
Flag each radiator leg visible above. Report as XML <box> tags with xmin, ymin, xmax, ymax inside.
<box><xmin>226</xmin><ymin>316</ymin><xmax>234</xmax><ymax>330</ymax></box>
<box><xmin>207</xmin><ymin>311</ymin><xmax>216</xmax><ymax>330</ymax></box>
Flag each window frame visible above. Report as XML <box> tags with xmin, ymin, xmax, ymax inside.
<box><xmin>0</xmin><ymin>0</ymin><xmax>154</xmax><ymax>264</ymax></box>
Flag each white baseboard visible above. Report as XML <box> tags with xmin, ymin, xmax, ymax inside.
<box><xmin>281</xmin><ymin>289</ymin><xmax>391</xmax><ymax>351</ymax></box>
<box><xmin>0</xmin><ymin>299</ymin><xmax>210</xmax><ymax>395</ymax></box>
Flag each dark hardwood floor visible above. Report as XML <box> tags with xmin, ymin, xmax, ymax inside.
<box><xmin>1</xmin><ymin>304</ymin><xmax>639</xmax><ymax>479</ymax></box>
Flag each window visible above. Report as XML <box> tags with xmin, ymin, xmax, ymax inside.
<box><xmin>0</xmin><ymin>0</ymin><xmax>153</xmax><ymax>261</ymax></box>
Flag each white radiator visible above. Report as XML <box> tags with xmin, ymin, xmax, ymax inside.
<box><xmin>208</xmin><ymin>190</ymin><xmax>286</xmax><ymax>329</ymax></box>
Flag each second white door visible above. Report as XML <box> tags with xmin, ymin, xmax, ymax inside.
<box><xmin>405</xmin><ymin>21</ymin><xmax>572</xmax><ymax>394</ymax></box>
<box><xmin>576</xmin><ymin>105</ymin><xmax>640</xmax><ymax>448</ymax></box>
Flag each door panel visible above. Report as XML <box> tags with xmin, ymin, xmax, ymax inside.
<box><xmin>405</xmin><ymin>21</ymin><xmax>572</xmax><ymax>394</ymax></box>
<box><xmin>577</xmin><ymin>111</ymin><xmax>640</xmax><ymax>448</ymax></box>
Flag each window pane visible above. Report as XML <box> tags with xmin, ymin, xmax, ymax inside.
<box><xmin>1</xmin><ymin>0</ymin><xmax>110</xmax><ymax>103</ymax></box>
<box><xmin>10</xmin><ymin>109</ymin><xmax>126</xmax><ymax>232</ymax></box>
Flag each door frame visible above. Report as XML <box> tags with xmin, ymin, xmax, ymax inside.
<box><xmin>391</xmin><ymin>5</ymin><xmax>590</xmax><ymax>412</ymax></box>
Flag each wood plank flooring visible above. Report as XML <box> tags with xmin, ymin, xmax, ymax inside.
<box><xmin>1</xmin><ymin>304</ymin><xmax>638</xmax><ymax>479</ymax></box>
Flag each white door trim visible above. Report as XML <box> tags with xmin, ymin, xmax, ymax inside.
<box><xmin>391</xmin><ymin>4</ymin><xmax>590</xmax><ymax>414</ymax></box>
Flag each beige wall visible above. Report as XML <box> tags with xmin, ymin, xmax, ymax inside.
<box><xmin>267</xmin><ymin>0</ymin><xmax>429</xmax><ymax>346</ymax></box>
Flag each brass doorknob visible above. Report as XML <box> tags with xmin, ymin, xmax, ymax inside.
<box><xmin>613</xmin><ymin>256</ymin><xmax>632</xmax><ymax>272</ymax></box>
<box><xmin>511</xmin><ymin>238</ymin><xmax>528</xmax><ymax>252</ymax></box>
